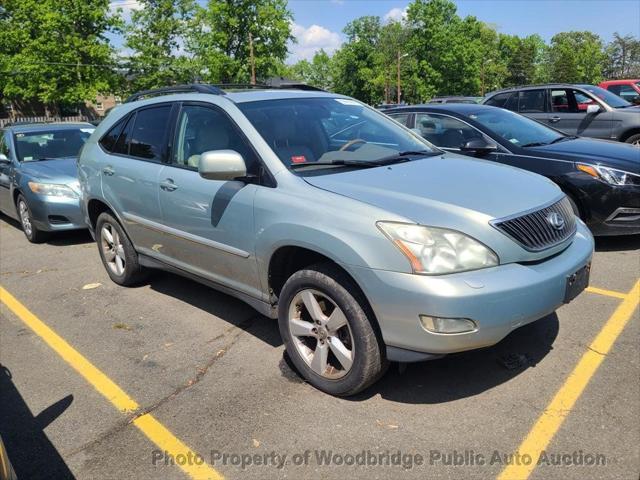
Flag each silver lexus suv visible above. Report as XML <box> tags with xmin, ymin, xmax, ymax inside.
<box><xmin>78</xmin><ymin>84</ymin><xmax>594</xmax><ymax>396</ymax></box>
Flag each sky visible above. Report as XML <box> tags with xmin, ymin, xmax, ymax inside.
<box><xmin>108</xmin><ymin>0</ymin><xmax>640</xmax><ymax>63</ymax></box>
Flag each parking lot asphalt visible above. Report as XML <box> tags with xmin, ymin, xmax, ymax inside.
<box><xmin>1</xmin><ymin>214</ymin><xmax>638</xmax><ymax>480</ymax></box>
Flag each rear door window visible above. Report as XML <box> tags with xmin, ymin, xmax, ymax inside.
<box><xmin>128</xmin><ymin>105</ymin><xmax>172</xmax><ymax>161</ymax></box>
<box><xmin>518</xmin><ymin>90</ymin><xmax>546</xmax><ymax>113</ymax></box>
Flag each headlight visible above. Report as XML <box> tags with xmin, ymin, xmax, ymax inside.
<box><xmin>28</xmin><ymin>182</ymin><xmax>79</xmax><ymax>198</ymax></box>
<box><xmin>377</xmin><ymin>222</ymin><xmax>499</xmax><ymax>275</ymax></box>
<box><xmin>577</xmin><ymin>163</ymin><xmax>640</xmax><ymax>186</ymax></box>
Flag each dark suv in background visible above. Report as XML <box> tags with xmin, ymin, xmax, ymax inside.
<box><xmin>483</xmin><ymin>84</ymin><xmax>640</xmax><ymax>146</ymax></box>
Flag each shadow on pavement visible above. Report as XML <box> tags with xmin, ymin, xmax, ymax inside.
<box><xmin>0</xmin><ymin>212</ymin><xmax>92</xmax><ymax>246</ymax></box>
<box><xmin>594</xmin><ymin>234</ymin><xmax>639</xmax><ymax>252</ymax></box>
<box><xmin>352</xmin><ymin>313</ymin><xmax>559</xmax><ymax>403</ymax></box>
<box><xmin>0</xmin><ymin>365</ymin><xmax>75</xmax><ymax>479</ymax></box>
<box><xmin>148</xmin><ymin>272</ymin><xmax>283</xmax><ymax>348</ymax></box>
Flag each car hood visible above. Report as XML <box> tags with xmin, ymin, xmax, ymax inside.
<box><xmin>304</xmin><ymin>154</ymin><xmax>561</xmax><ymax>224</ymax></box>
<box><xmin>19</xmin><ymin>157</ymin><xmax>78</xmax><ymax>182</ymax></box>
<box><xmin>528</xmin><ymin>138</ymin><xmax>640</xmax><ymax>173</ymax></box>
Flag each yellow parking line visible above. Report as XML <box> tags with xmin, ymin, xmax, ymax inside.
<box><xmin>586</xmin><ymin>286</ymin><xmax>628</xmax><ymax>300</ymax></box>
<box><xmin>0</xmin><ymin>285</ymin><xmax>223</xmax><ymax>480</ymax></box>
<box><xmin>497</xmin><ymin>280</ymin><xmax>640</xmax><ymax>480</ymax></box>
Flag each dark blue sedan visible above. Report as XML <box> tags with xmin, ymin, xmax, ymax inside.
<box><xmin>0</xmin><ymin>122</ymin><xmax>94</xmax><ymax>242</ymax></box>
<box><xmin>385</xmin><ymin>104</ymin><xmax>640</xmax><ymax>236</ymax></box>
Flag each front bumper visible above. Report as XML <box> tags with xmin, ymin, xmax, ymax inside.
<box><xmin>26</xmin><ymin>193</ymin><xmax>86</xmax><ymax>232</ymax></box>
<box><xmin>351</xmin><ymin>222</ymin><xmax>594</xmax><ymax>356</ymax></box>
<box><xmin>582</xmin><ymin>184</ymin><xmax>640</xmax><ymax>236</ymax></box>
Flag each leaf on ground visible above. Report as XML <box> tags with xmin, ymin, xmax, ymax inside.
<box><xmin>113</xmin><ymin>322</ymin><xmax>132</xmax><ymax>331</ymax></box>
<box><xmin>253</xmin><ymin>439</ymin><xmax>260</xmax><ymax>448</ymax></box>
<box><xmin>82</xmin><ymin>282</ymin><xmax>102</xmax><ymax>290</ymax></box>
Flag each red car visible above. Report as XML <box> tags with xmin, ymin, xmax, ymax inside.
<box><xmin>599</xmin><ymin>79</ymin><xmax>640</xmax><ymax>105</ymax></box>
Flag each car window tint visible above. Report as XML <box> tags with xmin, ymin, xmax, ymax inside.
<box><xmin>100</xmin><ymin>118</ymin><xmax>126</xmax><ymax>152</ymax></box>
<box><xmin>172</xmin><ymin>104</ymin><xmax>258</xmax><ymax>173</ymax></box>
<box><xmin>387</xmin><ymin>113</ymin><xmax>410</xmax><ymax>126</ymax></box>
<box><xmin>614</xmin><ymin>84</ymin><xmax>638</xmax><ymax>102</ymax></box>
<box><xmin>129</xmin><ymin>105</ymin><xmax>172</xmax><ymax>160</ymax></box>
<box><xmin>113</xmin><ymin>114</ymin><xmax>135</xmax><ymax>155</ymax></box>
<box><xmin>518</xmin><ymin>90</ymin><xmax>546</xmax><ymax>113</ymax></box>
<box><xmin>415</xmin><ymin>113</ymin><xmax>484</xmax><ymax>149</ymax></box>
<box><xmin>0</xmin><ymin>133</ymin><xmax>8</xmax><ymax>156</ymax></box>
<box><xmin>485</xmin><ymin>92</ymin><xmax>512</xmax><ymax>108</ymax></box>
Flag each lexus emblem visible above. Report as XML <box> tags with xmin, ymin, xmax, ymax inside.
<box><xmin>547</xmin><ymin>212</ymin><xmax>565</xmax><ymax>230</ymax></box>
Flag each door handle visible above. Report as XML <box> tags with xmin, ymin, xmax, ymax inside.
<box><xmin>102</xmin><ymin>166</ymin><xmax>115</xmax><ymax>176</ymax></box>
<box><xmin>549</xmin><ymin>116</ymin><xmax>561</xmax><ymax>123</ymax></box>
<box><xmin>160</xmin><ymin>179</ymin><xmax>178</xmax><ymax>192</ymax></box>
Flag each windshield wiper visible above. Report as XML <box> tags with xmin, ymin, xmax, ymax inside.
<box><xmin>549</xmin><ymin>135</ymin><xmax>578</xmax><ymax>144</ymax></box>
<box><xmin>520</xmin><ymin>142</ymin><xmax>549</xmax><ymax>148</ymax></box>
<box><xmin>289</xmin><ymin>159</ymin><xmax>383</xmax><ymax>170</ymax></box>
<box><xmin>375</xmin><ymin>150</ymin><xmax>441</xmax><ymax>163</ymax></box>
<box><xmin>31</xmin><ymin>157</ymin><xmax>60</xmax><ymax>162</ymax></box>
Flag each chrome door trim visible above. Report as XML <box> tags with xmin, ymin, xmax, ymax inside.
<box><xmin>122</xmin><ymin>212</ymin><xmax>251</xmax><ymax>258</ymax></box>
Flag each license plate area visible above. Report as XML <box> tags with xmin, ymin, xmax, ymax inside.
<box><xmin>564</xmin><ymin>263</ymin><xmax>590</xmax><ymax>303</ymax></box>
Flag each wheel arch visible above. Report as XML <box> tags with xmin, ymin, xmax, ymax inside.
<box><xmin>619</xmin><ymin>128</ymin><xmax>640</xmax><ymax>143</ymax></box>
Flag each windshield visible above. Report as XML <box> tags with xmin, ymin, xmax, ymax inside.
<box><xmin>469</xmin><ymin>108</ymin><xmax>564</xmax><ymax>147</ymax></box>
<box><xmin>238</xmin><ymin>97</ymin><xmax>438</xmax><ymax>171</ymax></box>
<box><xmin>581</xmin><ymin>85</ymin><xmax>632</xmax><ymax>108</ymax></box>
<box><xmin>14</xmin><ymin>127</ymin><xmax>94</xmax><ymax>162</ymax></box>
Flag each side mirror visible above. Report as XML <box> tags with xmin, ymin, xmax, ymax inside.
<box><xmin>0</xmin><ymin>153</ymin><xmax>10</xmax><ymax>164</ymax></box>
<box><xmin>198</xmin><ymin>150</ymin><xmax>247</xmax><ymax>181</ymax></box>
<box><xmin>460</xmin><ymin>138</ymin><xmax>498</xmax><ymax>155</ymax></box>
<box><xmin>586</xmin><ymin>104</ymin><xmax>601</xmax><ymax>114</ymax></box>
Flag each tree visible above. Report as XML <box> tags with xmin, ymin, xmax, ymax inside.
<box><xmin>124</xmin><ymin>0</ymin><xmax>196</xmax><ymax>91</ymax></box>
<box><xmin>288</xmin><ymin>50</ymin><xmax>334</xmax><ymax>90</ymax></box>
<box><xmin>604</xmin><ymin>33</ymin><xmax>640</xmax><ymax>79</ymax></box>
<box><xmin>0</xmin><ymin>0</ymin><xmax>122</xmax><ymax>114</ymax></box>
<box><xmin>186</xmin><ymin>0</ymin><xmax>293</xmax><ymax>83</ymax></box>
<box><xmin>332</xmin><ymin>16</ymin><xmax>383</xmax><ymax>104</ymax></box>
<box><xmin>547</xmin><ymin>31</ymin><xmax>606</xmax><ymax>84</ymax></box>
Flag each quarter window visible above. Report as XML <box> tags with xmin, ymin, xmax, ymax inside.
<box><xmin>113</xmin><ymin>114</ymin><xmax>135</xmax><ymax>155</ymax></box>
<box><xmin>485</xmin><ymin>92</ymin><xmax>513</xmax><ymax>108</ymax></box>
<box><xmin>129</xmin><ymin>105</ymin><xmax>172</xmax><ymax>160</ymax></box>
<box><xmin>171</xmin><ymin>104</ymin><xmax>258</xmax><ymax>172</ymax></box>
<box><xmin>100</xmin><ymin>117</ymin><xmax>126</xmax><ymax>152</ymax></box>
<box><xmin>387</xmin><ymin>113</ymin><xmax>410</xmax><ymax>126</ymax></box>
<box><xmin>0</xmin><ymin>133</ymin><xmax>8</xmax><ymax>156</ymax></box>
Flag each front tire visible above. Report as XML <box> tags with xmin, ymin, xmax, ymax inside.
<box><xmin>17</xmin><ymin>195</ymin><xmax>48</xmax><ymax>243</ymax></box>
<box><xmin>624</xmin><ymin>133</ymin><xmax>640</xmax><ymax>146</ymax></box>
<box><xmin>278</xmin><ymin>263</ymin><xmax>387</xmax><ymax>396</ymax></box>
<box><xmin>96</xmin><ymin>212</ymin><xmax>147</xmax><ymax>286</ymax></box>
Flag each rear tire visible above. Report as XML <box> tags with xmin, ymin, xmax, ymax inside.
<box><xmin>624</xmin><ymin>133</ymin><xmax>640</xmax><ymax>146</ymax></box>
<box><xmin>278</xmin><ymin>263</ymin><xmax>387</xmax><ymax>396</ymax></box>
<box><xmin>17</xmin><ymin>195</ymin><xmax>48</xmax><ymax>243</ymax></box>
<box><xmin>96</xmin><ymin>212</ymin><xmax>147</xmax><ymax>286</ymax></box>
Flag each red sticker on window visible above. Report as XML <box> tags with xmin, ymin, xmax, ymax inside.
<box><xmin>291</xmin><ymin>155</ymin><xmax>306</xmax><ymax>163</ymax></box>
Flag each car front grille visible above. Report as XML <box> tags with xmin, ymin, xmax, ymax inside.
<box><xmin>492</xmin><ymin>197</ymin><xmax>577</xmax><ymax>251</ymax></box>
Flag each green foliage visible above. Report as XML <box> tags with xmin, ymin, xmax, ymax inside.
<box><xmin>1</xmin><ymin>0</ymin><xmax>637</xmax><ymax>108</ymax></box>
<box><xmin>124</xmin><ymin>0</ymin><xmax>196</xmax><ymax>91</ymax></box>
<box><xmin>604</xmin><ymin>33</ymin><xmax>640</xmax><ymax>78</ymax></box>
<box><xmin>186</xmin><ymin>0</ymin><xmax>293</xmax><ymax>83</ymax></box>
<box><xmin>0</xmin><ymin>0</ymin><xmax>122</xmax><ymax>108</ymax></box>
<box><xmin>547</xmin><ymin>31</ymin><xmax>606</xmax><ymax>83</ymax></box>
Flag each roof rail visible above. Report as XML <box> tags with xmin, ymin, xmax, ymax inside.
<box><xmin>123</xmin><ymin>80</ymin><xmax>325</xmax><ymax>104</ymax></box>
<box><xmin>124</xmin><ymin>84</ymin><xmax>226</xmax><ymax>103</ymax></box>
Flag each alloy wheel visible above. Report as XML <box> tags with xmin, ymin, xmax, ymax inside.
<box><xmin>288</xmin><ymin>289</ymin><xmax>354</xmax><ymax>379</ymax></box>
<box><xmin>18</xmin><ymin>201</ymin><xmax>32</xmax><ymax>237</ymax></box>
<box><xmin>101</xmin><ymin>223</ymin><xmax>126</xmax><ymax>276</ymax></box>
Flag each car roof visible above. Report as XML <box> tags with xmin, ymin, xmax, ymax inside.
<box><xmin>485</xmin><ymin>83</ymin><xmax>598</xmax><ymax>96</ymax></box>
<box><xmin>600</xmin><ymin>79</ymin><xmax>640</xmax><ymax>85</ymax></box>
<box><xmin>385</xmin><ymin>103</ymin><xmax>494</xmax><ymax>115</ymax></box>
<box><xmin>4</xmin><ymin>122</ymin><xmax>95</xmax><ymax>133</ymax></box>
